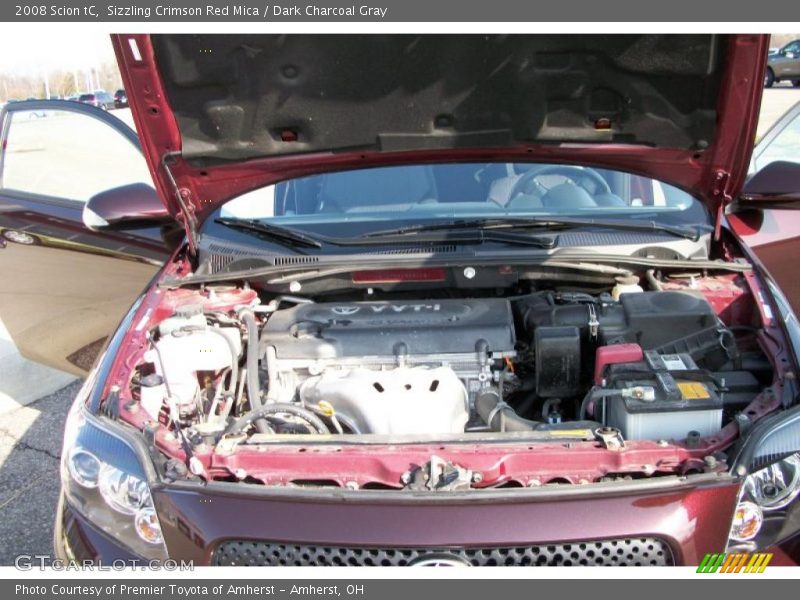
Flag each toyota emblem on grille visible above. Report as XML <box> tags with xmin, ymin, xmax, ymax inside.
<box><xmin>408</xmin><ymin>553</ymin><xmax>471</xmax><ymax>567</ymax></box>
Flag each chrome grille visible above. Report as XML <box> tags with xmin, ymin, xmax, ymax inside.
<box><xmin>212</xmin><ymin>537</ymin><xmax>674</xmax><ymax>566</ymax></box>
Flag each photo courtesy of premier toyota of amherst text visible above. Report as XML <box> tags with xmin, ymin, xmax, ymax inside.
<box><xmin>1</xmin><ymin>5</ymin><xmax>800</xmax><ymax>591</ymax></box>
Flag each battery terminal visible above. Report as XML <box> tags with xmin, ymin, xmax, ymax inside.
<box><xmin>621</xmin><ymin>385</ymin><xmax>656</xmax><ymax>402</ymax></box>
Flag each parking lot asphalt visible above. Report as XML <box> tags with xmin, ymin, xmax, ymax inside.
<box><xmin>757</xmin><ymin>84</ymin><xmax>800</xmax><ymax>138</ymax></box>
<box><xmin>0</xmin><ymin>89</ymin><xmax>798</xmax><ymax>565</ymax></box>
<box><xmin>0</xmin><ymin>380</ymin><xmax>81</xmax><ymax>565</ymax></box>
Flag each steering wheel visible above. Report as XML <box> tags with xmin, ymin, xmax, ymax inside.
<box><xmin>508</xmin><ymin>165</ymin><xmax>611</xmax><ymax>202</ymax></box>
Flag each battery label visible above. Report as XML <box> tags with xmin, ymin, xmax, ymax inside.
<box><xmin>677</xmin><ymin>381</ymin><xmax>711</xmax><ymax>400</ymax></box>
<box><xmin>662</xmin><ymin>355</ymin><xmax>687</xmax><ymax>370</ymax></box>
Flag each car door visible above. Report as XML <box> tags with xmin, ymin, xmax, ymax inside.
<box><xmin>785</xmin><ymin>42</ymin><xmax>800</xmax><ymax>78</ymax></box>
<box><xmin>0</xmin><ymin>100</ymin><xmax>171</xmax><ymax>375</ymax></box>
<box><xmin>732</xmin><ymin>101</ymin><xmax>800</xmax><ymax>314</ymax></box>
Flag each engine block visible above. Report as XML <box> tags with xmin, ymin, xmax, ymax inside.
<box><xmin>261</xmin><ymin>298</ymin><xmax>517</xmax><ymax>434</ymax></box>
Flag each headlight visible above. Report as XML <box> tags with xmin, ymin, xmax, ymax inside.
<box><xmin>745</xmin><ymin>454</ymin><xmax>800</xmax><ymax>511</ymax></box>
<box><xmin>66</xmin><ymin>448</ymin><xmax>101</xmax><ymax>489</ymax></box>
<box><xmin>134</xmin><ymin>508</ymin><xmax>164</xmax><ymax>545</ymax></box>
<box><xmin>98</xmin><ymin>465</ymin><xmax>152</xmax><ymax>515</ymax></box>
<box><xmin>728</xmin><ymin>404</ymin><xmax>800</xmax><ymax>551</ymax></box>
<box><xmin>729</xmin><ymin>501</ymin><xmax>764</xmax><ymax>543</ymax></box>
<box><xmin>61</xmin><ymin>400</ymin><xmax>167</xmax><ymax>559</ymax></box>
<box><xmin>728</xmin><ymin>279</ymin><xmax>800</xmax><ymax>549</ymax></box>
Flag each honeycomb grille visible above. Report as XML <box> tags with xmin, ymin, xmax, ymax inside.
<box><xmin>212</xmin><ymin>537</ymin><xmax>674</xmax><ymax>566</ymax></box>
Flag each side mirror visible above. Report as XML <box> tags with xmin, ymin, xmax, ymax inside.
<box><xmin>83</xmin><ymin>183</ymin><xmax>172</xmax><ymax>231</ymax></box>
<box><xmin>785</xmin><ymin>51</ymin><xmax>797</xmax><ymax>59</ymax></box>
<box><xmin>737</xmin><ymin>161</ymin><xmax>800</xmax><ymax>210</ymax></box>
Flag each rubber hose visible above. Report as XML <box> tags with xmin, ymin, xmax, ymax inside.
<box><xmin>475</xmin><ymin>390</ymin><xmax>541</xmax><ymax>432</ymax></box>
<box><xmin>514</xmin><ymin>391</ymin><xmax>538</xmax><ymax>419</ymax></box>
<box><xmin>541</xmin><ymin>398</ymin><xmax>561</xmax><ymax>421</ymax></box>
<box><xmin>206</xmin><ymin>327</ymin><xmax>239</xmax><ymax>397</ymax></box>
<box><xmin>239</xmin><ymin>310</ymin><xmax>262</xmax><ymax>411</ymax></box>
<box><xmin>266</xmin><ymin>295</ymin><xmax>314</xmax><ymax>311</ymax></box>
<box><xmin>579</xmin><ymin>388</ymin><xmax>621</xmax><ymax>420</ymax></box>
<box><xmin>645</xmin><ymin>269</ymin><xmax>663</xmax><ymax>291</ymax></box>
<box><xmin>265</xmin><ymin>346</ymin><xmax>280</xmax><ymax>402</ymax></box>
<box><xmin>239</xmin><ymin>309</ymin><xmax>269</xmax><ymax>433</ymax></box>
<box><xmin>224</xmin><ymin>403</ymin><xmax>330</xmax><ymax>437</ymax></box>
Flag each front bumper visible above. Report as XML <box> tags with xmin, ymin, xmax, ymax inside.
<box><xmin>54</xmin><ymin>475</ymin><xmax>797</xmax><ymax>567</ymax></box>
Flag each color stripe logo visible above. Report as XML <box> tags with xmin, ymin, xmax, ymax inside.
<box><xmin>697</xmin><ymin>553</ymin><xmax>772</xmax><ymax>573</ymax></box>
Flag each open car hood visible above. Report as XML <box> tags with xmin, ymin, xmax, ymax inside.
<box><xmin>113</xmin><ymin>34</ymin><xmax>768</xmax><ymax>249</ymax></box>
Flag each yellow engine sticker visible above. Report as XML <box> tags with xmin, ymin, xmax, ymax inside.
<box><xmin>677</xmin><ymin>381</ymin><xmax>711</xmax><ymax>400</ymax></box>
<box><xmin>547</xmin><ymin>429</ymin><xmax>594</xmax><ymax>438</ymax></box>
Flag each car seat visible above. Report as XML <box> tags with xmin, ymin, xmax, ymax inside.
<box><xmin>317</xmin><ymin>165</ymin><xmax>437</xmax><ymax>213</ymax></box>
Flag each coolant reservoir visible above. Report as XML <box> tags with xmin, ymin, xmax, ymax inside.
<box><xmin>144</xmin><ymin>325</ymin><xmax>241</xmax><ymax>413</ymax></box>
<box><xmin>611</xmin><ymin>275</ymin><xmax>643</xmax><ymax>301</ymax></box>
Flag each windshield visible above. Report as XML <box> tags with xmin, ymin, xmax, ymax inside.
<box><xmin>216</xmin><ymin>163</ymin><xmax>710</xmax><ymax>235</ymax></box>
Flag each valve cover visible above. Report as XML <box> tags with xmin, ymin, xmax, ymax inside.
<box><xmin>262</xmin><ymin>298</ymin><xmax>516</xmax><ymax>359</ymax></box>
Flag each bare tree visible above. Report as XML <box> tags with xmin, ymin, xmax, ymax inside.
<box><xmin>0</xmin><ymin>60</ymin><xmax>123</xmax><ymax>102</ymax></box>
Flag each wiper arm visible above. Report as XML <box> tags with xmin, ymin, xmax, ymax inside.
<box><xmin>214</xmin><ymin>218</ymin><xmax>323</xmax><ymax>249</ymax></box>
<box><xmin>216</xmin><ymin>217</ymin><xmax>554</xmax><ymax>249</ymax></box>
<box><xmin>363</xmin><ymin>218</ymin><xmax>528</xmax><ymax>236</ymax></box>
<box><xmin>345</xmin><ymin>227</ymin><xmax>555</xmax><ymax>248</ymax></box>
<box><xmin>465</xmin><ymin>230</ymin><xmax>556</xmax><ymax>248</ymax></box>
<box><xmin>364</xmin><ymin>216</ymin><xmax>705</xmax><ymax>242</ymax></box>
<box><xmin>536</xmin><ymin>216</ymin><xmax>706</xmax><ymax>241</ymax></box>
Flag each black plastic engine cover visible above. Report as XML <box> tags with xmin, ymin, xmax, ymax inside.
<box><xmin>262</xmin><ymin>298</ymin><xmax>516</xmax><ymax>359</ymax></box>
<box><xmin>535</xmin><ymin>326</ymin><xmax>581</xmax><ymax>398</ymax></box>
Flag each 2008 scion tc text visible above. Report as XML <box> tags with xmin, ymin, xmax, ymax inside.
<box><xmin>15</xmin><ymin>5</ymin><xmax>85</xmax><ymax>16</ymax></box>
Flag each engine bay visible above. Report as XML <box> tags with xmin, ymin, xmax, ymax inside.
<box><xmin>109</xmin><ymin>264</ymin><xmax>788</xmax><ymax>490</ymax></box>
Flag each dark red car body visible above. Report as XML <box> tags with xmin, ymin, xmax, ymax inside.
<box><xmin>61</xmin><ymin>480</ymin><xmax>739</xmax><ymax>565</ymax></box>
<box><xmin>52</xmin><ymin>255</ymin><xmax>800</xmax><ymax>565</ymax></box>
<box><xmin>2</xmin><ymin>34</ymin><xmax>799</xmax><ymax>566</ymax></box>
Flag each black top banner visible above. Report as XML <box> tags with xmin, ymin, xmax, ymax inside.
<box><xmin>2</xmin><ymin>0</ymin><xmax>800</xmax><ymax>22</ymax></box>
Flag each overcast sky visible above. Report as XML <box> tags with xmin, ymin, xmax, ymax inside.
<box><xmin>0</xmin><ymin>31</ymin><xmax>116</xmax><ymax>75</ymax></box>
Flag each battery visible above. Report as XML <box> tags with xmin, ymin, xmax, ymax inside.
<box><xmin>602</xmin><ymin>351</ymin><xmax>723</xmax><ymax>441</ymax></box>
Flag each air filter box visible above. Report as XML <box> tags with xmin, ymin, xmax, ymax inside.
<box><xmin>520</xmin><ymin>291</ymin><xmax>718</xmax><ymax>350</ymax></box>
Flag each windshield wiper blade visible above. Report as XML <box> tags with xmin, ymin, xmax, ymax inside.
<box><xmin>539</xmin><ymin>216</ymin><xmax>706</xmax><ymax>241</ymax></box>
<box><xmin>214</xmin><ymin>217</ymin><xmax>323</xmax><ymax>248</ymax></box>
<box><xmin>363</xmin><ymin>218</ymin><xmax>527</xmax><ymax>236</ymax></box>
<box><xmin>215</xmin><ymin>217</ymin><xmax>554</xmax><ymax>249</ymax></box>
<box><xmin>334</xmin><ymin>228</ymin><xmax>554</xmax><ymax>248</ymax></box>
<box><xmin>466</xmin><ymin>230</ymin><xmax>556</xmax><ymax>248</ymax></box>
<box><xmin>364</xmin><ymin>217</ymin><xmax>705</xmax><ymax>242</ymax></box>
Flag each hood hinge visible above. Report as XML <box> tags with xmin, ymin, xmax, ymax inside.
<box><xmin>161</xmin><ymin>152</ymin><xmax>198</xmax><ymax>255</ymax></box>
<box><xmin>712</xmin><ymin>169</ymin><xmax>733</xmax><ymax>241</ymax></box>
